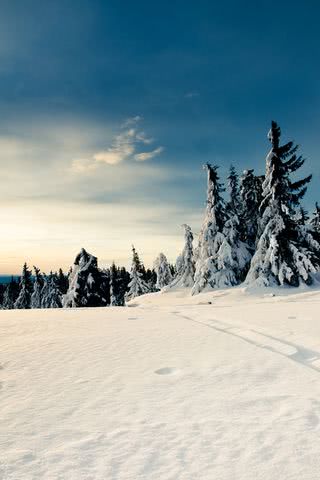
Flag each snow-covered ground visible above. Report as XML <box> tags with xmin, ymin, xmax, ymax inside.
<box><xmin>1</xmin><ymin>287</ymin><xmax>320</xmax><ymax>479</ymax></box>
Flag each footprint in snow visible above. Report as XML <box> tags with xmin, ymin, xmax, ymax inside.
<box><xmin>155</xmin><ymin>367</ymin><xmax>180</xmax><ymax>376</ymax></box>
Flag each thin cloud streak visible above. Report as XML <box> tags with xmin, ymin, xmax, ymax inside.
<box><xmin>71</xmin><ymin>116</ymin><xmax>164</xmax><ymax>172</ymax></box>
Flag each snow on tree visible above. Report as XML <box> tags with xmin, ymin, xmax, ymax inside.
<box><xmin>240</xmin><ymin>168</ymin><xmax>264</xmax><ymax>247</ymax></box>
<box><xmin>14</xmin><ymin>263</ymin><xmax>33</xmax><ymax>309</ymax></box>
<box><xmin>169</xmin><ymin>224</ymin><xmax>195</xmax><ymax>289</ymax></box>
<box><xmin>154</xmin><ymin>253</ymin><xmax>173</xmax><ymax>289</ymax></box>
<box><xmin>63</xmin><ymin>248</ymin><xmax>108</xmax><ymax>308</ymax></box>
<box><xmin>124</xmin><ymin>246</ymin><xmax>150</xmax><ymax>303</ymax></box>
<box><xmin>192</xmin><ymin>164</ymin><xmax>226</xmax><ymax>294</ymax></box>
<box><xmin>2</xmin><ymin>278</ymin><xmax>19</xmax><ymax>310</ymax></box>
<box><xmin>192</xmin><ymin>164</ymin><xmax>251</xmax><ymax>293</ymax></box>
<box><xmin>109</xmin><ymin>263</ymin><xmax>118</xmax><ymax>306</ymax></box>
<box><xmin>31</xmin><ymin>266</ymin><xmax>43</xmax><ymax>309</ymax></box>
<box><xmin>226</xmin><ymin>165</ymin><xmax>241</xmax><ymax>214</ymax></box>
<box><xmin>295</xmin><ymin>206</ymin><xmax>310</xmax><ymax>226</ymax></box>
<box><xmin>246</xmin><ymin>121</ymin><xmax>320</xmax><ymax>287</ymax></box>
<box><xmin>310</xmin><ymin>202</ymin><xmax>320</xmax><ymax>235</ymax></box>
<box><xmin>41</xmin><ymin>273</ymin><xmax>62</xmax><ymax>308</ymax></box>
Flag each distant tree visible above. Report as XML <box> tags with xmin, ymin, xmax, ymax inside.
<box><xmin>2</xmin><ymin>277</ymin><xmax>20</xmax><ymax>310</ymax></box>
<box><xmin>170</xmin><ymin>224</ymin><xmax>195</xmax><ymax>289</ymax></box>
<box><xmin>125</xmin><ymin>246</ymin><xmax>150</xmax><ymax>303</ymax></box>
<box><xmin>41</xmin><ymin>272</ymin><xmax>62</xmax><ymax>308</ymax></box>
<box><xmin>154</xmin><ymin>253</ymin><xmax>173</xmax><ymax>289</ymax></box>
<box><xmin>57</xmin><ymin>268</ymin><xmax>69</xmax><ymax>295</ymax></box>
<box><xmin>246</xmin><ymin>121</ymin><xmax>320</xmax><ymax>286</ymax></box>
<box><xmin>63</xmin><ymin>248</ymin><xmax>108</xmax><ymax>307</ymax></box>
<box><xmin>14</xmin><ymin>263</ymin><xmax>33</xmax><ymax>309</ymax></box>
<box><xmin>31</xmin><ymin>266</ymin><xmax>43</xmax><ymax>309</ymax></box>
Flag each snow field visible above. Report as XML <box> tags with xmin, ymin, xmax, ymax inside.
<box><xmin>1</xmin><ymin>287</ymin><xmax>320</xmax><ymax>479</ymax></box>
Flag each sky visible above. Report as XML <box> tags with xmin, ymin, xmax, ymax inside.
<box><xmin>0</xmin><ymin>0</ymin><xmax>320</xmax><ymax>274</ymax></box>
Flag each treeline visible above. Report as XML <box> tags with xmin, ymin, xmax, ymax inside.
<box><xmin>1</xmin><ymin>121</ymin><xmax>320</xmax><ymax>310</ymax></box>
<box><xmin>0</xmin><ymin>247</ymin><xmax>175</xmax><ymax>309</ymax></box>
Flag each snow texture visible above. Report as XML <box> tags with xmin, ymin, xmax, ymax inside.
<box><xmin>1</xmin><ymin>286</ymin><xmax>320</xmax><ymax>479</ymax></box>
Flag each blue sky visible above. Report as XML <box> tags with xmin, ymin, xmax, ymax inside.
<box><xmin>0</xmin><ymin>0</ymin><xmax>319</xmax><ymax>273</ymax></box>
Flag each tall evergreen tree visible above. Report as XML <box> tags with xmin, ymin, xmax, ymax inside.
<box><xmin>63</xmin><ymin>248</ymin><xmax>108</xmax><ymax>307</ymax></box>
<box><xmin>154</xmin><ymin>253</ymin><xmax>173</xmax><ymax>289</ymax></box>
<box><xmin>41</xmin><ymin>272</ymin><xmax>62</xmax><ymax>308</ymax></box>
<box><xmin>14</xmin><ymin>263</ymin><xmax>33</xmax><ymax>309</ymax></box>
<box><xmin>226</xmin><ymin>165</ymin><xmax>241</xmax><ymax>215</ymax></box>
<box><xmin>192</xmin><ymin>164</ymin><xmax>251</xmax><ymax>293</ymax></box>
<box><xmin>246</xmin><ymin>121</ymin><xmax>320</xmax><ymax>287</ymax></box>
<box><xmin>169</xmin><ymin>224</ymin><xmax>195</xmax><ymax>289</ymax></box>
<box><xmin>125</xmin><ymin>246</ymin><xmax>150</xmax><ymax>302</ymax></box>
<box><xmin>31</xmin><ymin>266</ymin><xmax>43</xmax><ymax>309</ymax></box>
<box><xmin>240</xmin><ymin>169</ymin><xmax>264</xmax><ymax>247</ymax></box>
<box><xmin>192</xmin><ymin>164</ymin><xmax>226</xmax><ymax>294</ymax></box>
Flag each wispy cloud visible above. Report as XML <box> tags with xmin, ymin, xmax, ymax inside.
<box><xmin>70</xmin><ymin>116</ymin><xmax>163</xmax><ymax>172</ymax></box>
<box><xmin>134</xmin><ymin>146</ymin><xmax>164</xmax><ymax>162</ymax></box>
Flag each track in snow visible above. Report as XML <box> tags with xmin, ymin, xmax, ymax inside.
<box><xmin>174</xmin><ymin>312</ymin><xmax>320</xmax><ymax>374</ymax></box>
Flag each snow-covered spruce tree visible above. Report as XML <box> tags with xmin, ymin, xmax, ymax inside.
<box><xmin>169</xmin><ymin>224</ymin><xmax>195</xmax><ymax>289</ymax></box>
<box><xmin>154</xmin><ymin>253</ymin><xmax>173</xmax><ymax>289</ymax></box>
<box><xmin>240</xmin><ymin>169</ymin><xmax>264</xmax><ymax>248</ymax></box>
<box><xmin>31</xmin><ymin>267</ymin><xmax>43</xmax><ymax>309</ymax></box>
<box><xmin>2</xmin><ymin>278</ymin><xmax>19</xmax><ymax>310</ymax></box>
<box><xmin>192</xmin><ymin>164</ymin><xmax>252</xmax><ymax>294</ymax></box>
<box><xmin>124</xmin><ymin>246</ymin><xmax>150</xmax><ymax>303</ymax></box>
<box><xmin>41</xmin><ymin>273</ymin><xmax>62</xmax><ymax>308</ymax></box>
<box><xmin>226</xmin><ymin>165</ymin><xmax>241</xmax><ymax>214</ymax></box>
<box><xmin>63</xmin><ymin>248</ymin><xmax>108</xmax><ymax>307</ymax></box>
<box><xmin>14</xmin><ymin>263</ymin><xmax>33</xmax><ymax>309</ymax></box>
<box><xmin>246</xmin><ymin>121</ymin><xmax>320</xmax><ymax>287</ymax></box>
<box><xmin>192</xmin><ymin>165</ymin><xmax>226</xmax><ymax>294</ymax></box>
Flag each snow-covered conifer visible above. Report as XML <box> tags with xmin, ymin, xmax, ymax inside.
<box><xmin>240</xmin><ymin>169</ymin><xmax>264</xmax><ymax>247</ymax></box>
<box><xmin>192</xmin><ymin>164</ymin><xmax>252</xmax><ymax>294</ymax></box>
<box><xmin>226</xmin><ymin>165</ymin><xmax>241</xmax><ymax>214</ymax></box>
<box><xmin>154</xmin><ymin>253</ymin><xmax>173</xmax><ymax>289</ymax></box>
<box><xmin>246</xmin><ymin>121</ymin><xmax>320</xmax><ymax>287</ymax></box>
<box><xmin>31</xmin><ymin>267</ymin><xmax>43</xmax><ymax>309</ymax></box>
<box><xmin>169</xmin><ymin>224</ymin><xmax>195</xmax><ymax>289</ymax></box>
<box><xmin>14</xmin><ymin>263</ymin><xmax>33</xmax><ymax>309</ymax></box>
<box><xmin>63</xmin><ymin>248</ymin><xmax>108</xmax><ymax>307</ymax></box>
<box><xmin>124</xmin><ymin>246</ymin><xmax>150</xmax><ymax>303</ymax></box>
<box><xmin>41</xmin><ymin>273</ymin><xmax>62</xmax><ymax>308</ymax></box>
<box><xmin>192</xmin><ymin>165</ymin><xmax>226</xmax><ymax>294</ymax></box>
<box><xmin>2</xmin><ymin>278</ymin><xmax>19</xmax><ymax>310</ymax></box>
